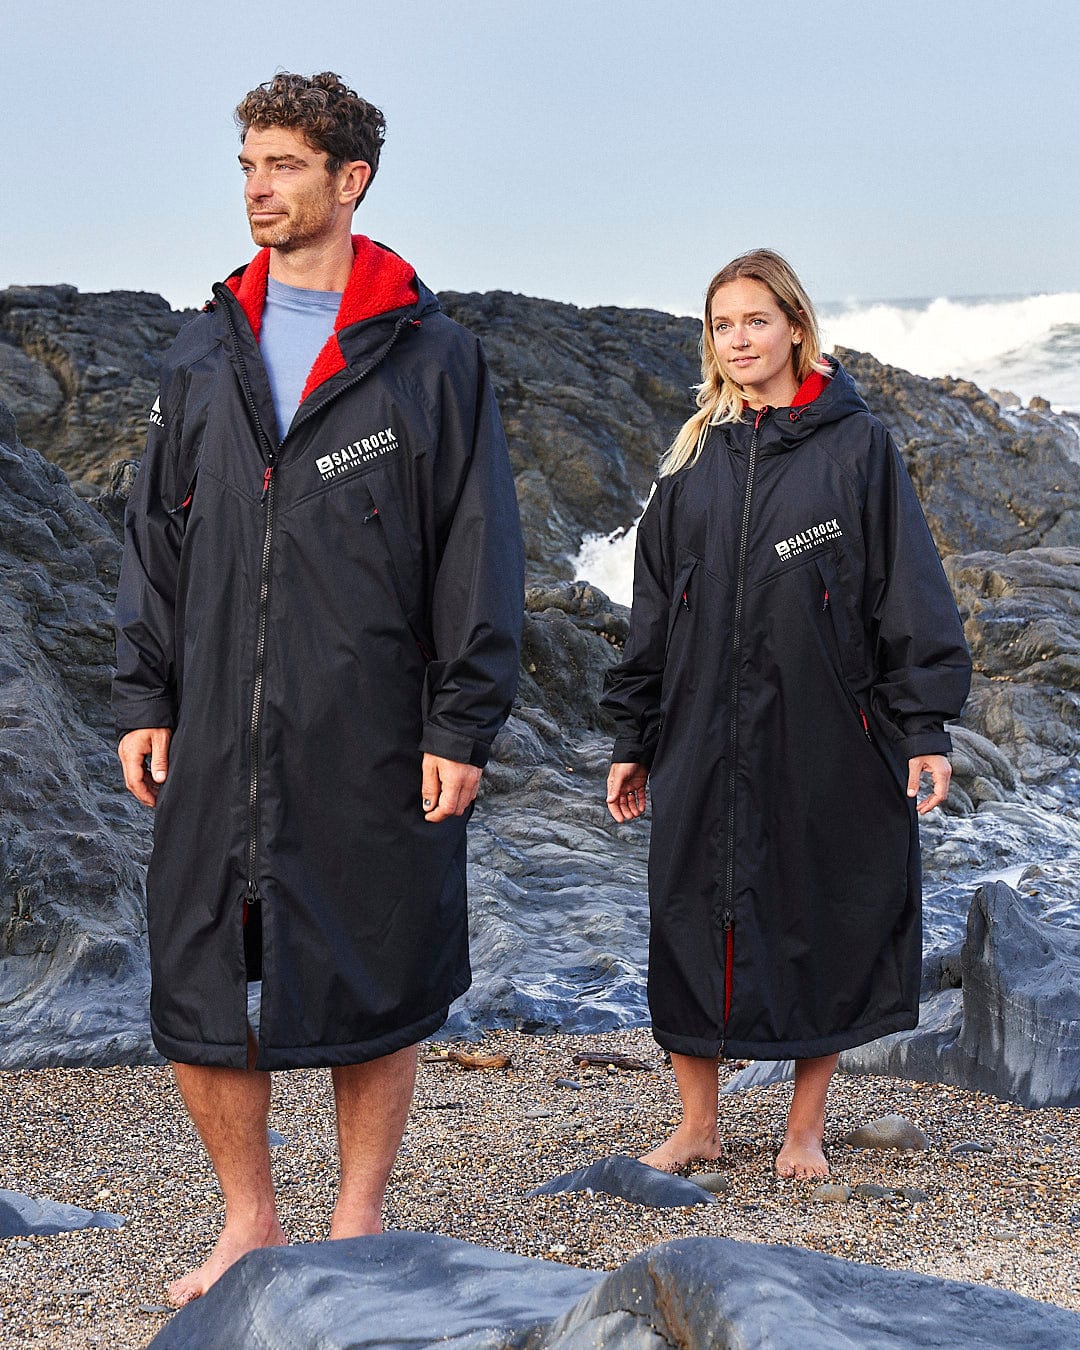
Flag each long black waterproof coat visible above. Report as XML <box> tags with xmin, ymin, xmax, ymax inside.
<box><xmin>114</xmin><ymin>238</ymin><xmax>523</xmax><ymax>1070</ymax></box>
<box><xmin>601</xmin><ymin>361</ymin><xmax>971</xmax><ymax>1060</ymax></box>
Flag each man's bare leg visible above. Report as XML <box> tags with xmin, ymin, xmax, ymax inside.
<box><xmin>776</xmin><ymin>1052</ymin><xmax>839</xmax><ymax>1179</ymax></box>
<box><xmin>328</xmin><ymin>1043</ymin><xmax>418</xmax><ymax>1239</ymax></box>
<box><xmin>167</xmin><ymin>1042</ymin><xmax>285</xmax><ymax>1307</ymax></box>
<box><xmin>639</xmin><ymin>1052</ymin><xmax>722</xmax><ymax>1173</ymax></box>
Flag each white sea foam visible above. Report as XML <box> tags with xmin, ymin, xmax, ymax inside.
<box><xmin>823</xmin><ymin>292</ymin><xmax>1080</xmax><ymax>410</ymax></box>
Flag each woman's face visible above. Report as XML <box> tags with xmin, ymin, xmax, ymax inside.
<box><xmin>709</xmin><ymin>278</ymin><xmax>802</xmax><ymax>409</ymax></box>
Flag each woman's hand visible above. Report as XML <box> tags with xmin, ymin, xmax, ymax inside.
<box><xmin>607</xmin><ymin>761</ymin><xmax>649</xmax><ymax>822</ymax></box>
<box><xmin>906</xmin><ymin>754</ymin><xmax>952</xmax><ymax>815</ymax></box>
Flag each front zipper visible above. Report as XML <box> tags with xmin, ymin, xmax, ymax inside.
<box><xmin>719</xmin><ymin>405</ymin><xmax>767</xmax><ymax>1044</ymax></box>
<box><xmin>213</xmin><ymin>287</ymin><xmax>417</xmax><ymax>918</ymax></box>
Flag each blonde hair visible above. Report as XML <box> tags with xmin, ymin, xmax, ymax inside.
<box><xmin>660</xmin><ymin>249</ymin><xmax>830</xmax><ymax>476</ymax></box>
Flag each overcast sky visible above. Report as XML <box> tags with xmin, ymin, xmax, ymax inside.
<box><xmin>2</xmin><ymin>0</ymin><xmax>1076</xmax><ymax>313</ymax></box>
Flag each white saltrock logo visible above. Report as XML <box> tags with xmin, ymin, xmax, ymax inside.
<box><xmin>773</xmin><ymin>517</ymin><xmax>843</xmax><ymax>561</ymax></box>
<box><xmin>316</xmin><ymin>426</ymin><xmax>399</xmax><ymax>482</ymax></box>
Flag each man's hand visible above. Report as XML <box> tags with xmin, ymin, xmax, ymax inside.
<box><xmin>907</xmin><ymin>753</ymin><xmax>952</xmax><ymax>816</ymax></box>
<box><xmin>118</xmin><ymin>728</ymin><xmax>173</xmax><ymax>807</ymax></box>
<box><xmin>421</xmin><ymin>753</ymin><xmax>482</xmax><ymax>822</ymax></box>
<box><xmin>606</xmin><ymin>761</ymin><xmax>649</xmax><ymax>822</ymax></box>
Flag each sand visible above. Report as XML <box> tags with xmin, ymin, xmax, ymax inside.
<box><xmin>1</xmin><ymin>1028</ymin><xmax>1078</xmax><ymax>1348</ymax></box>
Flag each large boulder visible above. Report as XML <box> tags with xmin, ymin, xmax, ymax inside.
<box><xmin>840</xmin><ymin>881</ymin><xmax>1080</xmax><ymax>1108</ymax></box>
<box><xmin>149</xmin><ymin>1231</ymin><xmax>1080</xmax><ymax>1349</ymax></box>
<box><xmin>0</xmin><ymin>403</ymin><xmax>156</xmax><ymax>1067</ymax></box>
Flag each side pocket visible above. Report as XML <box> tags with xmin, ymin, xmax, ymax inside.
<box><xmin>666</xmin><ymin>556</ymin><xmax>700</xmax><ymax>654</ymax></box>
<box><xmin>814</xmin><ymin>553</ymin><xmax>861</xmax><ymax>688</ymax></box>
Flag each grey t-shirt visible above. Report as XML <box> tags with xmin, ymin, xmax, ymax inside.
<box><xmin>261</xmin><ymin>277</ymin><xmax>342</xmax><ymax>439</ymax></box>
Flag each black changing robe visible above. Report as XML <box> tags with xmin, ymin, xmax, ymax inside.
<box><xmin>601</xmin><ymin>360</ymin><xmax>971</xmax><ymax>1060</ymax></box>
<box><xmin>113</xmin><ymin>238</ymin><xmax>524</xmax><ymax>1070</ymax></box>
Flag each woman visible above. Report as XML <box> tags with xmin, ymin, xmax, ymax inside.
<box><xmin>602</xmin><ymin>250</ymin><xmax>970</xmax><ymax>1179</ymax></box>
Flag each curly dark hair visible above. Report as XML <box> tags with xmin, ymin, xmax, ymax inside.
<box><xmin>235</xmin><ymin>72</ymin><xmax>385</xmax><ymax>204</ymax></box>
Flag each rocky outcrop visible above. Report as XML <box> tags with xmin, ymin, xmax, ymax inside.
<box><xmin>835</xmin><ymin>347</ymin><xmax>1080</xmax><ymax>558</ymax></box>
<box><xmin>149</xmin><ymin>1231</ymin><xmax>1080</xmax><ymax>1349</ymax></box>
<box><xmin>4</xmin><ymin>283</ymin><xmax>1078</xmax><ymax>577</ymax></box>
<box><xmin>0</xmin><ymin>405</ymin><xmax>155</xmax><ymax>1068</ymax></box>
<box><xmin>2</xmin><ymin>282</ymin><xmax>1079</xmax><ymax>1082</ymax></box>
<box><xmin>0</xmin><ymin>286</ymin><xmax>189</xmax><ymax>489</ymax></box>
<box><xmin>944</xmin><ymin>547</ymin><xmax>1080</xmax><ymax>790</ymax></box>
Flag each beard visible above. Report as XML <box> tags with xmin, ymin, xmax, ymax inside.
<box><xmin>247</xmin><ymin>180</ymin><xmax>339</xmax><ymax>252</ymax></box>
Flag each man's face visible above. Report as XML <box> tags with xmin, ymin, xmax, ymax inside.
<box><xmin>239</xmin><ymin>125</ymin><xmax>349</xmax><ymax>252</ymax></box>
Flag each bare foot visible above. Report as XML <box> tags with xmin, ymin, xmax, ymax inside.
<box><xmin>167</xmin><ymin>1212</ymin><xmax>286</xmax><ymax>1307</ymax></box>
<box><xmin>775</xmin><ymin>1131</ymin><xmax>829</xmax><ymax>1179</ymax></box>
<box><xmin>639</xmin><ymin>1123</ymin><xmax>722</xmax><ymax>1174</ymax></box>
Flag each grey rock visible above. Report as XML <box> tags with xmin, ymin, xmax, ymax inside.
<box><xmin>950</xmin><ymin>1141</ymin><xmax>994</xmax><ymax>1155</ymax></box>
<box><xmin>0</xmin><ymin>286</ymin><xmax>191</xmax><ymax>487</ymax></box>
<box><xmin>853</xmin><ymin>1183</ymin><xmax>894</xmax><ymax>1199</ymax></box>
<box><xmin>554</xmin><ymin>1078</ymin><xmax>582</xmax><ymax>1091</ymax></box>
<box><xmin>147</xmin><ymin>1230</ymin><xmax>1080</xmax><ymax>1349</ymax></box>
<box><xmin>528</xmin><ymin>1155</ymin><xmax>717</xmax><ymax>1208</ymax></box>
<box><xmin>811</xmin><ymin>1183</ymin><xmax>853</xmax><ymax>1203</ymax></box>
<box><xmin>0</xmin><ymin>1188</ymin><xmax>124</xmax><ymax>1237</ymax></box>
<box><xmin>0</xmin><ymin>408</ymin><xmax>157</xmax><ymax>1068</ymax></box>
<box><xmin>267</xmin><ymin>1128</ymin><xmax>286</xmax><ymax>1148</ymax></box>
<box><xmin>841</xmin><ymin>882</ymin><xmax>1080</xmax><ymax>1108</ymax></box>
<box><xmin>899</xmin><ymin>1186</ymin><xmax>931</xmax><ymax>1204</ymax></box>
<box><xmin>691</xmin><ymin>1172</ymin><xmax>731</xmax><ymax>1195</ymax></box>
<box><xmin>842</xmin><ymin>1114</ymin><xmax>930</xmax><ymax>1151</ymax></box>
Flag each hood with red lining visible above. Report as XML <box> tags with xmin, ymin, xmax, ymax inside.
<box><xmin>223</xmin><ymin>235</ymin><xmax>419</xmax><ymax>403</ymax></box>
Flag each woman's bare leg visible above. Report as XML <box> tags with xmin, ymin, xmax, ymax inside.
<box><xmin>775</xmin><ymin>1052</ymin><xmax>839</xmax><ymax>1179</ymax></box>
<box><xmin>639</xmin><ymin>1052</ymin><xmax>722</xmax><ymax>1172</ymax></box>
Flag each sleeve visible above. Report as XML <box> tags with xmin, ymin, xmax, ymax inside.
<box><xmin>862</xmin><ymin>426</ymin><xmax>972</xmax><ymax>761</ymax></box>
<box><xmin>419</xmin><ymin>343</ymin><xmax>524</xmax><ymax>768</ymax></box>
<box><xmin>111</xmin><ymin>373</ymin><xmax>185</xmax><ymax>739</ymax></box>
<box><xmin>599</xmin><ymin>482</ymin><xmax>669</xmax><ymax>767</ymax></box>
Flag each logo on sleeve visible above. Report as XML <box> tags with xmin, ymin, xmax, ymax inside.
<box><xmin>148</xmin><ymin>397</ymin><xmax>165</xmax><ymax>429</ymax></box>
<box><xmin>773</xmin><ymin>517</ymin><xmax>843</xmax><ymax>561</ymax></box>
<box><xmin>315</xmin><ymin>426</ymin><xmax>399</xmax><ymax>482</ymax></box>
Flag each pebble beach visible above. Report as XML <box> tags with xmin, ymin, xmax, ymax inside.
<box><xmin>1</xmin><ymin>1028</ymin><xmax>1078</xmax><ymax>1348</ymax></box>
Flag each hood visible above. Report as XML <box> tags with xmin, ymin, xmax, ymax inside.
<box><xmin>762</xmin><ymin>357</ymin><xmax>870</xmax><ymax>451</ymax></box>
<box><xmin>221</xmin><ymin>235</ymin><xmax>430</xmax><ymax>403</ymax></box>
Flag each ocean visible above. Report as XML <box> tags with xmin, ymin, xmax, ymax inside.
<box><xmin>575</xmin><ymin>291</ymin><xmax>1080</xmax><ymax>604</ymax></box>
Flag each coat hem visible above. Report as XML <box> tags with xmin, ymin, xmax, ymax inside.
<box><xmin>651</xmin><ymin>1008</ymin><xmax>919</xmax><ymax>1061</ymax></box>
<box><xmin>151</xmin><ymin>990</ymin><xmax>464</xmax><ymax>1071</ymax></box>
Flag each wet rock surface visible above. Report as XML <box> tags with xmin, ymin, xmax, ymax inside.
<box><xmin>148</xmin><ymin>1230</ymin><xmax>1080</xmax><ymax>1350</ymax></box>
<box><xmin>841</xmin><ymin>881</ymin><xmax>1080</xmax><ymax>1108</ymax></box>
<box><xmin>0</xmin><ymin>406</ymin><xmax>155</xmax><ymax>1068</ymax></box>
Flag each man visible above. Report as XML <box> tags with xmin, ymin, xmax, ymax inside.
<box><xmin>114</xmin><ymin>71</ymin><xmax>523</xmax><ymax>1306</ymax></box>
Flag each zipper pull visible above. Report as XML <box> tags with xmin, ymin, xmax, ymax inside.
<box><xmin>822</xmin><ymin>587</ymin><xmax>830</xmax><ymax>611</ymax></box>
<box><xmin>754</xmin><ymin>406</ymin><xmax>768</xmax><ymax>430</ymax></box>
<box><xmin>720</xmin><ymin>909</ymin><xmax>734</xmax><ymax>930</ymax></box>
<box><xmin>858</xmin><ymin>707</ymin><xmax>871</xmax><ymax>740</ymax></box>
<box><xmin>260</xmin><ymin>464</ymin><xmax>274</xmax><ymax>500</ymax></box>
<box><xmin>362</xmin><ymin>507</ymin><xmax>380</xmax><ymax>524</ymax></box>
<box><xmin>681</xmin><ymin>588</ymin><xmax>690</xmax><ymax>611</ymax></box>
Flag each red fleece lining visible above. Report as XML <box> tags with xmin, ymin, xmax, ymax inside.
<box><xmin>223</xmin><ymin>235</ymin><xmax>418</xmax><ymax>401</ymax></box>
<box><xmin>791</xmin><ymin>368</ymin><xmax>831</xmax><ymax>407</ymax></box>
